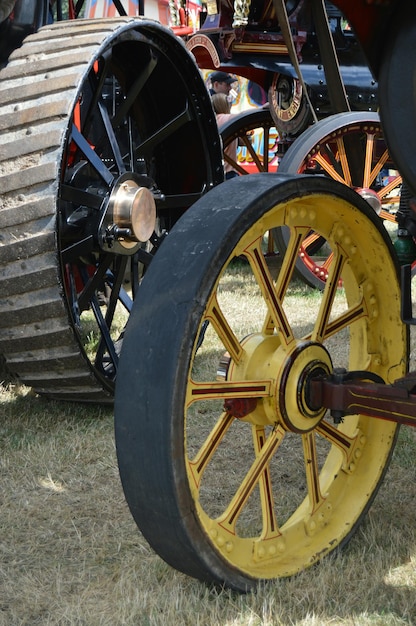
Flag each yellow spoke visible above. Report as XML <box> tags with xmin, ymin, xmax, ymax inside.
<box><xmin>253</xmin><ymin>426</ymin><xmax>280</xmax><ymax>538</ymax></box>
<box><xmin>302</xmin><ymin>432</ymin><xmax>325</xmax><ymax>513</ymax></box>
<box><xmin>217</xmin><ymin>424</ymin><xmax>285</xmax><ymax>534</ymax></box>
<box><xmin>244</xmin><ymin>239</ymin><xmax>294</xmax><ymax>345</ymax></box>
<box><xmin>316</xmin><ymin>420</ymin><xmax>362</xmax><ymax>468</ymax></box>
<box><xmin>276</xmin><ymin>227</ymin><xmax>311</xmax><ymax>301</ymax></box>
<box><xmin>313</xmin><ymin>249</ymin><xmax>346</xmax><ymax>342</ymax></box>
<box><xmin>205</xmin><ymin>292</ymin><xmax>244</xmax><ymax>363</ymax></box>
<box><xmin>300</xmin><ymin>299</ymin><xmax>367</xmax><ymax>344</ymax></box>
<box><xmin>324</xmin><ymin>298</ymin><xmax>367</xmax><ymax>338</ymax></box>
<box><xmin>187</xmin><ymin>378</ymin><xmax>271</xmax><ymax>407</ymax></box>
<box><xmin>188</xmin><ymin>411</ymin><xmax>235</xmax><ymax>489</ymax></box>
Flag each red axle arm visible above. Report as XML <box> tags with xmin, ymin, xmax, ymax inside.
<box><xmin>309</xmin><ymin>372</ymin><xmax>416</xmax><ymax>428</ymax></box>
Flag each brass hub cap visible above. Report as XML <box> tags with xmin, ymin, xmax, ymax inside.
<box><xmin>107</xmin><ymin>174</ymin><xmax>156</xmax><ymax>249</ymax></box>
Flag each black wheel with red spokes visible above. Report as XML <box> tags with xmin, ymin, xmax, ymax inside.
<box><xmin>0</xmin><ymin>17</ymin><xmax>223</xmax><ymax>401</ymax></box>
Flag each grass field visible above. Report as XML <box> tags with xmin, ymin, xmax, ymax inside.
<box><xmin>1</xmin><ymin>266</ymin><xmax>416</xmax><ymax>625</ymax></box>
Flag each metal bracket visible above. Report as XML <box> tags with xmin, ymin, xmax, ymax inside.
<box><xmin>400</xmin><ymin>264</ymin><xmax>416</xmax><ymax>325</ymax></box>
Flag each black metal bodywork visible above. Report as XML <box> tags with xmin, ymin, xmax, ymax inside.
<box><xmin>0</xmin><ymin>0</ymin><xmax>50</xmax><ymax>66</ymax></box>
<box><xmin>187</xmin><ymin>0</ymin><xmax>378</xmax><ymax>120</ymax></box>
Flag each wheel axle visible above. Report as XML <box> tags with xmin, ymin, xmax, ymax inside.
<box><xmin>309</xmin><ymin>370</ymin><xmax>416</xmax><ymax>428</ymax></box>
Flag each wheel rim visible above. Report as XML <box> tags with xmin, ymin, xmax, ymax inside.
<box><xmin>0</xmin><ymin>18</ymin><xmax>223</xmax><ymax>401</ymax></box>
<box><xmin>219</xmin><ymin>108</ymin><xmax>280</xmax><ymax>255</ymax></box>
<box><xmin>276</xmin><ymin>112</ymin><xmax>402</xmax><ymax>289</ymax></box>
<box><xmin>115</xmin><ymin>173</ymin><xmax>406</xmax><ymax>590</ymax></box>
<box><xmin>267</xmin><ymin>73</ymin><xmax>312</xmax><ymax>138</ymax></box>
<box><xmin>219</xmin><ymin>108</ymin><xmax>279</xmax><ymax>175</ymax></box>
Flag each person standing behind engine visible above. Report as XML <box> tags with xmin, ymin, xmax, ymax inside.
<box><xmin>209</xmin><ymin>71</ymin><xmax>236</xmax><ymax>96</ymax></box>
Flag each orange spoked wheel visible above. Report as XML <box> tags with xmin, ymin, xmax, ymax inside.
<box><xmin>275</xmin><ymin>112</ymin><xmax>402</xmax><ymax>289</ymax></box>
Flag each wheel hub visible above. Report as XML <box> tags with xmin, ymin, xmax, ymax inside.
<box><xmin>355</xmin><ymin>187</ymin><xmax>382</xmax><ymax>215</ymax></box>
<box><xmin>276</xmin><ymin>342</ymin><xmax>332</xmax><ymax>433</ymax></box>
<box><xmin>226</xmin><ymin>336</ymin><xmax>332</xmax><ymax>431</ymax></box>
<box><xmin>101</xmin><ymin>173</ymin><xmax>156</xmax><ymax>253</ymax></box>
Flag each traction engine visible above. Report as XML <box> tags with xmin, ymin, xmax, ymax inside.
<box><xmin>114</xmin><ymin>0</ymin><xmax>416</xmax><ymax>591</ymax></box>
<box><xmin>0</xmin><ymin>0</ymin><xmax>415</xmax><ymax>593</ymax></box>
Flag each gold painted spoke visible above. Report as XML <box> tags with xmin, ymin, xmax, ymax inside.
<box><xmin>302</xmin><ymin>233</ymin><xmax>334</xmax><ymax>277</ymax></box>
<box><xmin>302</xmin><ymin>231</ymin><xmax>322</xmax><ymax>250</ymax></box>
<box><xmin>319</xmin><ymin>251</ymin><xmax>335</xmax><ymax>273</ymax></box>
<box><xmin>223</xmin><ymin>153</ymin><xmax>247</xmax><ymax>176</ymax></box>
<box><xmin>313</xmin><ymin>249</ymin><xmax>346</xmax><ymax>342</ymax></box>
<box><xmin>187</xmin><ymin>378</ymin><xmax>271</xmax><ymax>406</ymax></box>
<box><xmin>314</xmin><ymin>152</ymin><xmax>346</xmax><ymax>185</ymax></box>
<box><xmin>379</xmin><ymin>208</ymin><xmax>397</xmax><ymax>222</ymax></box>
<box><xmin>188</xmin><ymin>411</ymin><xmax>235</xmax><ymax>489</ymax></box>
<box><xmin>336</xmin><ymin>137</ymin><xmax>353</xmax><ymax>186</ymax></box>
<box><xmin>262</xmin><ymin>127</ymin><xmax>271</xmax><ymax>172</ymax></box>
<box><xmin>363</xmin><ymin>133</ymin><xmax>375</xmax><ymax>188</ymax></box>
<box><xmin>302</xmin><ymin>432</ymin><xmax>325</xmax><ymax>512</ymax></box>
<box><xmin>240</xmin><ymin>135</ymin><xmax>265</xmax><ymax>172</ymax></box>
<box><xmin>205</xmin><ymin>293</ymin><xmax>243</xmax><ymax>363</ymax></box>
<box><xmin>245</xmin><ymin>239</ymin><xmax>294</xmax><ymax>345</ymax></box>
<box><xmin>217</xmin><ymin>425</ymin><xmax>285</xmax><ymax>534</ymax></box>
<box><xmin>368</xmin><ymin>147</ymin><xmax>389</xmax><ymax>187</ymax></box>
<box><xmin>316</xmin><ymin>420</ymin><xmax>360</xmax><ymax>467</ymax></box>
<box><xmin>225</xmin><ymin>135</ymin><xmax>266</xmax><ymax>174</ymax></box>
<box><xmin>379</xmin><ymin>174</ymin><xmax>402</xmax><ymax>200</ymax></box>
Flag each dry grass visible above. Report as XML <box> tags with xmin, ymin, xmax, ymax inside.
<box><xmin>1</xmin><ymin>269</ymin><xmax>416</xmax><ymax>625</ymax></box>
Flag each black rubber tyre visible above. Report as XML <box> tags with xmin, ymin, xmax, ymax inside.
<box><xmin>115</xmin><ymin>173</ymin><xmax>406</xmax><ymax>591</ymax></box>
<box><xmin>0</xmin><ymin>17</ymin><xmax>223</xmax><ymax>402</ymax></box>
<box><xmin>275</xmin><ymin>111</ymin><xmax>402</xmax><ymax>289</ymax></box>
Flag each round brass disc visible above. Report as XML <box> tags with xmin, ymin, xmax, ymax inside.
<box><xmin>110</xmin><ymin>178</ymin><xmax>156</xmax><ymax>245</ymax></box>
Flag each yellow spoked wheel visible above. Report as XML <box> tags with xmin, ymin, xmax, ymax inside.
<box><xmin>115</xmin><ymin>173</ymin><xmax>407</xmax><ymax>592</ymax></box>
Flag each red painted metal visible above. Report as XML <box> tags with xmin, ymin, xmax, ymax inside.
<box><xmin>309</xmin><ymin>373</ymin><xmax>416</xmax><ymax>428</ymax></box>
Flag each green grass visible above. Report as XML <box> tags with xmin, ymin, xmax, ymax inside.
<box><xmin>1</xmin><ymin>278</ymin><xmax>415</xmax><ymax>624</ymax></box>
